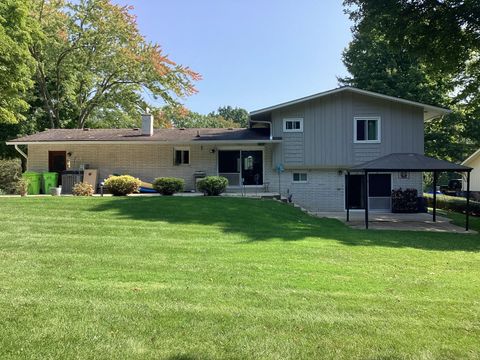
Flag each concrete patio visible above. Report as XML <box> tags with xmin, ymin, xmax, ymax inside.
<box><xmin>313</xmin><ymin>211</ymin><xmax>476</xmax><ymax>234</ymax></box>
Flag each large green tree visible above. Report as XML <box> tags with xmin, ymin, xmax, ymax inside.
<box><xmin>341</xmin><ymin>0</ymin><xmax>480</xmax><ymax>162</ymax></box>
<box><xmin>153</xmin><ymin>105</ymin><xmax>239</xmax><ymax>129</ymax></box>
<box><xmin>30</xmin><ymin>0</ymin><xmax>200</xmax><ymax>129</ymax></box>
<box><xmin>0</xmin><ymin>0</ymin><xmax>36</xmax><ymax>124</ymax></box>
<box><xmin>209</xmin><ymin>106</ymin><xmax>249</xmax><ymax>127</ymax></box>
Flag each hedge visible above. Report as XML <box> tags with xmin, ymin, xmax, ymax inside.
<box><xmin>423</xmin><ymin>193</ymin><xmax>480</xmax><ymax>216</ymax></box>
<box><xmin>197</xmin><ymin>176</ymin><xmax>228</xmax><ymax>196</ymax></box>
<box><xmin>0</xmin><ymin>158</ymin><xmax>22</xmax><ymax>194</ymax></box>
<box><xmin>104</xmin><ymin>175</ymin><xmax>141</xmax><ymax>196</ymax></box>
<box><xmin>152</xmin><ymin>177</ymin><xmax>184</xmax><ymax>195</ymax></box>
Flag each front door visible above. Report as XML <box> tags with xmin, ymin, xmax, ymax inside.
<box><xmin>48</xmin><ymin>151</ymin><xmax>66</xmax><ymax>184</ymax></box>
<box><xmin>218</xmin><ymin>150</ymin><xmax>263</xmax><ymax>186</ymax></box>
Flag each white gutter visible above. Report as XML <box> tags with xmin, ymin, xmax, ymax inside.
<box><xmin>14</xmin><ymin>144</ymin><xmax>27</xmax><ymax>159</ymax></box>
<box><xmin>249</xmin><ymin>119</ymin><xmax>273</xmax><ymax>140</ymax></box>
<box><xmin>6</xmin><ymin>139</ymin><xmax>282</xmax><ymax>146</ymax></box>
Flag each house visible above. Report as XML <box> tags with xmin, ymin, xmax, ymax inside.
<box><xmin>7</xmin><ymin>86</ymin><xmax>450</xmax><ymax>212</ymax></box>
<box><xmin>462</xmin><ymin>149</ymin><xmax>480</xmax><ymax>198</ymax></box>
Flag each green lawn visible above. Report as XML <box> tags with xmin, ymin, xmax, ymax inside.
<box><xmin>1</xmin><ymin>197</ymin><xmax>479</xmax><ymax>359</ymax></box>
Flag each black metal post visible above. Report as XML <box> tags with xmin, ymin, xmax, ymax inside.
<box><xmin>346</xmin><ymin>171</ymin><xmax>350</xmax><ymax>222</ymax></box>
<box><xmin>432</xmin><ymin>171</ymin><xmax>437</xmax><ymax>222</ymax></box>
<box><xmin>364</xmin><ymin>170</ymin><xmax>369</xmax><ymax>229</ymax></box>
<box><xmin>466</xmin><ymin>171</ymin><xmax>470</xmax><ymax>231</ymax></box>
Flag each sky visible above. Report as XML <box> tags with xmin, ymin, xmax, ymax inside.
<box><xmin>114</xmin><ymin>0</ymin><xmax>353</xmax><ymax>114</ymax></box>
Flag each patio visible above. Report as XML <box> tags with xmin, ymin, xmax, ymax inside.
<box><xmin>315</xmin><ymin>211</ymin><xmax>476</xmax><ymax>234</ymax></box>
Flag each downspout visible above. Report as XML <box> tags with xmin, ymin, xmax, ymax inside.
<box><xmin>14</xmin><ymin>144</ymin><xmax>27</xmax><ymax>159</ymax></box>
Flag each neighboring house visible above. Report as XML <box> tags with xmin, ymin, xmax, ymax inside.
<box><xmin>462</xmin><ymin>149</ymin><xmax>480</xmax><ymax>197</ymax></box>
<box><xmin>7</xmin><ymin>86</ymin><xmax>449</xmax><ymax>212</ymax></box>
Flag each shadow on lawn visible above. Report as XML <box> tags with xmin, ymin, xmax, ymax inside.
<box><xmin>91</xmin><ymin>197</ymin><xmax>480</xmax><ymax>252</ymax></box>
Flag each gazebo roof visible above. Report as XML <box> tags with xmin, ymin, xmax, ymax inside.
<box><xmin>349</xmin><ymin>153</ymin><xmax>472</xmax><ymax>172</ymax></box>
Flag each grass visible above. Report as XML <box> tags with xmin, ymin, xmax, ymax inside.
<box><xmin>435</xmin><ymin>208</ymin><xmax>480</xmax><ymax>232</ymax></box>
<box><xmin>0</xmin><ymin>196</ymin><xmax>479</xmax><ymax>359</ymax></box>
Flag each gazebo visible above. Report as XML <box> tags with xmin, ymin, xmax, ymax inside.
<box><xmin>346</xmin><ymin>153</ymin><xmax>473</xmax><ymax>230</ymax></box>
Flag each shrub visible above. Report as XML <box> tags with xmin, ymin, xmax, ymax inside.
<box><xmin>424</xmin><ymin>193</ymin><xmax>480</xmax><ymax>216</ymax></box>
<box><xmin>72</xmin><ymin>182</ymin><xmax>94</xmax><ymax>196</ymax></box>
<box><xmin>391</xmin><ymin>188</ymin><xmax>418</xmax><ymax>213</ymax></box>
<box><xmin>0</xmin><ymin>158</ymin><xmax>22</xmax><ymax>194</ymax></box>
<box><xmin>16</xmin><ymin>178</ymin><xmax>29</xmax><ymax>196</ymax></box>
<box><xmin>153</xmin><ymin>177</ymin><xmax>184</xmax><ymax>195</ymax></box>
<box><xmin>197</xmin><ymin>176</ymin><xmax>228</xmax><ymax>196</ymax></box>
<box><xmin>104</xmin><ymin>175</ymin><xmax>141</xmax><ymax>196</ymax></box>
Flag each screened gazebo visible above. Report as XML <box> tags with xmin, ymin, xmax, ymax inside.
<box><xmin>346</xmin><ymin>153</ymin><xmax>473</xmax><ymax>230</ymax></box>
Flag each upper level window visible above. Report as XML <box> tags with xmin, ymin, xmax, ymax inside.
<box><xmin>174</xmin><ymin>147</ymin><xmax>190</xmax><ymax>165</ymax></box>
<box><xmin>354</xmin><ymin>116</ymin><xmax>381</xmax><ymax>143</ymax></box>
<box><xmin>283</xmin><ymin>118</ymin><xmax>303</xmax><ymax>132</ymax></box>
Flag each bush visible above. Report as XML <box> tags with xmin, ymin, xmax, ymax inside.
<box><xmin>16</xmin><ymin>178</ymin><xmax>29</xmax><ymax>196</ymax></box>
<box><xmin>153</xmin><ymin>177</ymin><xmax>184</xmax><ymax>195</ymax></box>
<box><xmin>424</xmin><ymin>193</ymin><xmax>480</xmax><ymax>216</ymax></box>
<box><xmin>0</xmin><ymin>158</ymin><xmax>22</xmax><ymax>194</ymax></box>
<box><xmin>104</xmin><ymin>175</ymin><xmax>141</xmax><ymax>196</ymax></box>
<box><xmin>197</xmin><ymin>176</ymin><xmax>228</xmax><ymax>196</ymax></box>
<box><xmin>392</xmin><ymin>188</ymin><xmax>418</xmax><ymax>213</ymax></box>
<box><xmin>72</xmin><ymin>182</ymin><xmax>94</xmax><ymax>196</ymax></box>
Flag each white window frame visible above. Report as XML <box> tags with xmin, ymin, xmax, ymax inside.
<box><xmin>174</xmin><ymin>146</ymin><xmax>190</xmax><ymax>165</ymax></box>
<box><xmin>292</xmin><ymin>172</ymin><xmax>308</xmax><ymax>183</ymax></box>
<box><xmin>353</xmin><ymin>116</ymin><xmax>381</xmax><ymax>143</ymax></box>
<box><xmin>283</xmin><ymin>118</ymin><xmax>303</xmax><ymax>133</ymax></box>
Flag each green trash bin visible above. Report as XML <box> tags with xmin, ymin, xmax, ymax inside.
<box><xmin>23</xmin><ymin>172</ymin><xmax>42</xmax><ymax>195</ymax></box>
<box><xmin>42</xmin><ymin>172</ymin><xmax>59</xmax><ymax>194</ymax></box>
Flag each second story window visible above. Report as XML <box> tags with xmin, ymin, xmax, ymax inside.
<box><xmin>174</xmin><ymin>147</ymin><xmax>190</xmax><ymax>165</ymax></box>
<box><xmin>354</xmin><ymin>116</ymin><xmax>380</xmax><ymax>143</ymax></box>
<box><xmin>283</xmin><ymin>118</ymin><xmax>303</xmax><ymax>132</ymax></box>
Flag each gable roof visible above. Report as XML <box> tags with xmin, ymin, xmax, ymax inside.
<box><xmin>250</xmin><ymin>86</ymin><xmax>450</xmax><ymax>121</ymax></box>
<box><xmin>349</xmin><ymin>153</ymin><xmax>471</xmax><ymax>172</ymax></box>
<box><xmin>462</xmin><ymin>148</ymin><xmax>480</xmax><ymax>166</ymax></box>
<box><xmin>6</xmin><ymin>128</ymin><xmax>279</xmax><ymax>145</ymax></box>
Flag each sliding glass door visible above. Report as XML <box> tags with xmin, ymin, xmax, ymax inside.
<box><xmin>218</xmin><ymin>150</ymin><xmax>263</xmax><ymax>186</ymax></box>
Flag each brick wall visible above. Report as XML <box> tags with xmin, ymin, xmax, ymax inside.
<box><xmin>27</xmin><ymin>143</ymin><xmax>218</xmax><ymax>190</ymax></box>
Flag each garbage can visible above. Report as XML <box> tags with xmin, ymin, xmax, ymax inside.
<box><xmin>23</xmin><ymin>171</ymin><xmax>42</xmax><ymax>195</ymax></box>
<box><xmin>42</xmin><ymin>172</ymin><xmax>59</xmax><ymax>194</ymax></box>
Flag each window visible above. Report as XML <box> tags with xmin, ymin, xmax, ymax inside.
<box><xmin>354</xmin><ymin>116</ymin><xmax>380</xmax><ymax>143</ymax></box>
<box><xmin>174</xmin><ymin>147</ymin><xmax>190</xmax><ymax>165</ymax></box>
<box><xmin>283</xmin><ymin>118</ymin><xmax>303</xmax><ymax>132</ymax></box>
<box><xmin>293</xmin><ymin>173</ymin><xmax>307</xmax><ymax>182</ymax></box>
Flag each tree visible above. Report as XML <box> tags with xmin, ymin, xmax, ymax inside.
<box><xmin>0</xmin><ymin>0</ymin><xmax>36</xmax><ymax>124</ymax></box>
<box><xmin>153</xmin><ymin>105</ymin><xmax>239</xmax><ymax>129</ymax></box>
<box><xmin>30</xmin><ymin>0</ymin><xmax>200</xmax><ymax>129</ymax></box>
<box><xmin>340</xmin><ymin>0</ymin><xmax>480</xmax><ymax>163</ymax></box>
<box><xmin>209</xmin><ymin>106</ymin><xmax>249</xmax><ymax>127</ymax></box>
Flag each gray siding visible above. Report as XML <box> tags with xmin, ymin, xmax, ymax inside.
<box><xmin>271</xmin><ymin>91</ymin><xmax>424</xmax><ymax>168</ymax></box>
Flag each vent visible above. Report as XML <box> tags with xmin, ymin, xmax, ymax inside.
<box><xmin>83</xmin><ymin>128</ymin><xmax>90</xmax><ymax>131</ymax></box>
<box><xmin>179</xmin><ymin>128</ymin><xmax>185</xmax><ymax>130</ymax></box>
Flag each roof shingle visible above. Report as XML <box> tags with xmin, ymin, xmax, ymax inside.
<box><xmin>8</xmin><ymin>128</ymin><xmax>275</xmax><ymax>143</ymax></box>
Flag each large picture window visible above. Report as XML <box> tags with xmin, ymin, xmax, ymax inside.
<box><xmin>354</xmin><ymin>116</ymin><xmax>380</xmax><ymax>143</ymax></box>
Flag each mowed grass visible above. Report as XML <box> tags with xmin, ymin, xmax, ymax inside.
<box><xmin>0</xmin><ymin>197</ymin><xmax>479</xmax><ymax>360</ymax></box>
